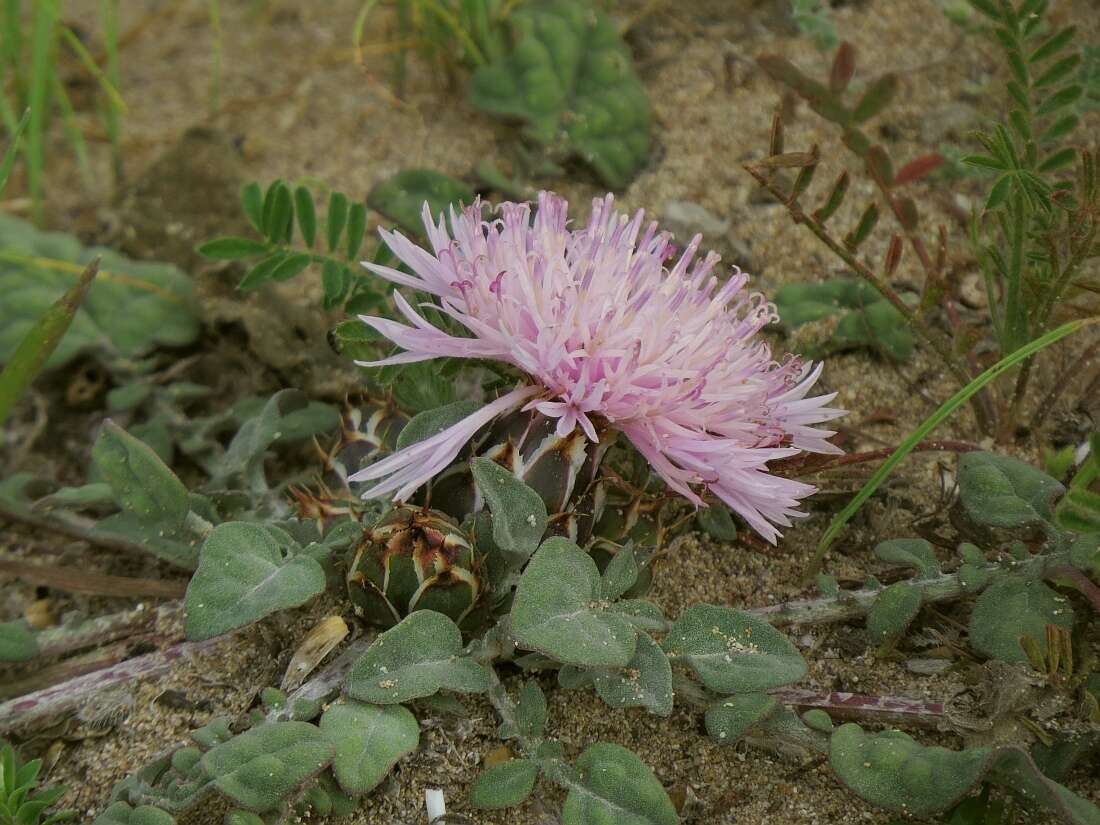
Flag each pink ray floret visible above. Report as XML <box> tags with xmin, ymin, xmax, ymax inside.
<box><xmin>349</xmin><ymin>192</ymin><xmax>845</xmax><ymax>543</ymax></box>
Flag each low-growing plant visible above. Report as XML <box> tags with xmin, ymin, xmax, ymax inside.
<box><xmin>0</xmin><ymin>741</ymin><xmax>74</xmax><ymax>825</ymax></box>
<box><xmin>3</xmin><ymin>180</ymin><xmax>1093</xmax><ymax>823</ymax></box>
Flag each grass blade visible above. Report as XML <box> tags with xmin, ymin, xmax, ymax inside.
<box><xmin>0</xmin><ymin>259</ymin><xmax>99</xmax><ymax>426</ymax></box>
<box><xmin>0</xmin><ymin>107</ymin><xmax>28</xmax><ymax>195</ymax></box>
<box><xmin>810</xmin><ymin>317</ymin><xmax>1099</xmax><ymax>574</ymax></box>
<box><xmin>28</xmin><ymin>0</ymin><xmax>59</xmax><ymax>224</ymax></box>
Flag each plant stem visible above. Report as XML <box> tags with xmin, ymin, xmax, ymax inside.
<box><xmin>35</xmin><ymin>603</ymin><xmax>176</xmax><ymax>658</ymax></box>
<box><xmin>0</xmin><ymin>559</ymin><xmax>186</xmax><ymax>599</ymax></box>
<box><xmin>744</xmin><ymin>163</ymin><xmax>988</xmax><ymax>432</ymax></box>
<box><xmin>0</xmin><ymin>502</ymin><xmax>155</xmax><ymax>559</ymax></box>
<box><xmin>0</xmin><ymin>635</ymin><xmax>227</xmax><ymax>735</ymax></box>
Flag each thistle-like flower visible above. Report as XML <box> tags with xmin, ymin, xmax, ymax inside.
<box><xmin>350</xmin><ymin>192</ymin><xmax>844</xmax><ymax>543</ymax></box>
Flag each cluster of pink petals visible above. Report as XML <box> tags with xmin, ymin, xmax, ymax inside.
<box><xmin>349</xmin><ymin>192</ymin><xmax>844</xmax><ymax>543</ymax></box>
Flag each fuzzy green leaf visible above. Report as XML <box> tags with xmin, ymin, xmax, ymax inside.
<box><xmin>184</xmin><ymin>523</ymin><xmax>327</xmax><ymax>640</ymax></box>
<box><xmin>93</xmin><ymin>803</ymin><xmax>176</xmax><ymax>825</ymax></box>
<box><xmin>866</xmin><ymin>581</ymin><xmax>922</xmax><ymax>646</ymax></box>
<box><xmin>346</xmin><ymin>610</ymin><xmax>490</xmax><ymax>704</ymax></box>
<box><xmin>516</xmin><ymin>680</ymin><xmax>548</xmax><ymax>739</ymax></box>
<box><xmin>958</xmin><ymin>451</ymin><xmax>1064</xmax><ymax>528</ymax></box>
<box><xmin>367</xmin><ymin>170</ymin><xmax>475</xmax><ymax>237</ymax></box>
<box><xmin>592</xmin><ymin>632</ymin><xmax>673</xmax><ymax>717</ymax></box>
<box><xmin>320</xmin><ymin>700</ymin><xmax>420</xmax><ymax>795</ymax></box>
<box><xmin>93</xmin><ymin>420</ymin><xmax>189</xmax><ymax>528</ymax></box>
<box><xmin>969</xmin><ymin>578</ymin><xmax>1075</xmax><ymax>663</ymax></box>
<box><xmin>830</xmin><ymin>724</ymin><xmax>990</xmax><ymax>816</ymax></box>
<box><xmin>560</xmin><ymin>743</ymin><xmax>677</xmax><ymax>825</ymax></box>
<box><xmin>511</xmin><ymin>537</ymin><xmax>638</xmax><ymax>668</ymax></box>
<box><xmin>471</xmin><ymin>456</ymin><xmax>549</xmax><ymax>557</ymax></box>
<box><xmin>662</xmin><ymin>603</ymin><xmax>806</xmax><ymax>693</ymax></box>
<box><xmin>199</xmin><ymin>722</ymin><xmax>334</xmax><ymax>812</ymax></box>
<box><xmin>470</xmin><ymin>759</ymin><xmax>539</xmax><ymax>809</ymax></box>
<box><xmin>0</xmin><ymin>215</ymin><xmax>199</xmax><ymax>370</ymax></box>
<box><xmin>0</xmin><ymin>619</ymin><xmax>39</xmax><ymax>662</ymax></box>
<box><xmin>873</xmin><ymin>538</ymin><xmax>939</xmax><ymax>577</ymax></box>
<box><xmin>705</xmin><ymin>692</ymin><xmax>778</xmax><ymax>744</ymax></box>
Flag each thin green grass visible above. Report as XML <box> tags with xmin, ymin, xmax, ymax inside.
<box><xmin>27</xmin><ymin>0</ymin><xmax>58</xmax><ymax>224</ymax></box>
<box><xmin>810</xmin><ymin>316</ymin><xmax>1100</xmax><ymax>575</ymax></box>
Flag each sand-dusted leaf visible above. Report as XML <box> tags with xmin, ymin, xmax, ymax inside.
<box><xmin>867</xmin><ymin>581</ymin><xmax>922</xmax><ymax>646</ymax></box>
<box><xmin>560</xmin><ymin>743</ymin><xmax>677</xmax><ymax>825</ymax></box>
<box><xmin>199</xmin><ymin>722</ymin><xmax>334</xmax><ymax>812</ymax></box>
<box><xmin>367</xmin><ymin>170</ymin><xmax>475</xmax><ymax>237</ymax></box>
<box><xmin>662</xmin><ymin>603</ymin><xmax>805</xmax><ymax>693</ymax></box>
<box><xmin>511</xmin><ymin>537</ymin><xmax>638</xmax><ymax>668</ymax></box>
<box><xmin>705</xmin><ymin>692</ymin><xmax>777</xmax><ymax>744</ymax></box>
<box><xmin>593</xmin><ymin>632</ymin><xmax>673</xmax><ymax>717</ymax></box>
<box><xmin>830</xmin><ymin>724</ymin><xmax>991</xmax><ymax>817</ymax></box>
<box><xmin>470</xmin><ymin>758</ymin><xmax>539</xmax><ymax>809</ymax></box>
<box><xmin>471</xmin><ymin>456</ymin><xmax>548</xmax><ymax>557</ymax></box>
<box><xmin>184</xmin><ymin>522</ymin><xmax>327</xmax><ymax>640</ymax></box>
<box><xmin>320</xmin><ymin>700</ymin><xmax>419</xmax><ymax>795</ymax></box>
<box><xmin>599</xmin><ymin>544</ymin><xmax>639</xmax><ymax>601</ymax></box>
<box><xmin>958</xmin><ymin>451</ymin><xmax>1065</xmax><ymax>528</ymax></box>
<box><xmin>873</xmin><ymin>538</ymin><xmax>939</xmax><ymax>577</ymax></box>
<box><xmin>467</xmin><ymin>0</ymin><xmax>651</xmax><ymax>189</ymax></box>
<box><xmin>0</xmin><ymin>214</ymin><xmax>198</xmax><ymax>370</ymax></box>
<box><xmin>606</xmin><ymin>599</ymin><xmax>666</xmax><ymax>633</ymax></box>
<box><xmin>346</xmin><ymin>610</ymin><xmax>490</xmax><ymax>704</ymax></box>
<box><xmin>969</xmin><ymin>578</ymin><xmax>1075</xmax><ymax>663</ymax></box>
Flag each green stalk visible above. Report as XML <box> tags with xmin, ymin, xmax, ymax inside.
<box><xmin>207</xmin><ymin>0</ymin><xmax>222</xmax><ymax>115</ymax></box>
<box><xmin>51</xmin><ymin>71</ymin><xmax>93</xmax><ymax>189</ymax></box>
<box><xmin>809</xmin><ymin>316</ymin><xmax>1099</xmax><ymax>576</ymax></box>
<box><xmin>0</xmin><ymin>107</ymin><xmax>28</xmax><ymax>195</ymax></box>
<box><xmin>99</xmin><ymin>0</ymin><xmax>123</xmax><ymax>182</ymax></box>
<box><xmin>27</xmin><ymin>0</ymin><xmax>58</xmax><ymax>225</ymax></box>
<box><xmin>0</xmin><ymin>259</ymin><xmax>99</xmax><ymax>426</ymax></box>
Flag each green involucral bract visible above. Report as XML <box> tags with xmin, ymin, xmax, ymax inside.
<box><xmin>345</xmin><ymin>505</ymin><xmax>483</xmax><ymax>628</ymax></box>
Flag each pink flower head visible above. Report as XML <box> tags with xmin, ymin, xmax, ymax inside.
<box><xmin>349</xmin><ymin>192</ymin><xmax>844</xmax><ymax>543</ymax></box>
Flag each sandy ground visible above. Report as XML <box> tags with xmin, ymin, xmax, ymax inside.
<box><xmin>2</xmin><ymin>0</ymin><xmax>1099</xmax><ymax>822</ymax></box>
